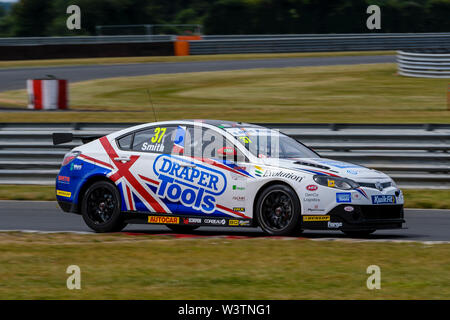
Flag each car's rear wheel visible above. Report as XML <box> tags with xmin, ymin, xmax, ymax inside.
<box><xmin>342</xmin><ymin>230</ymin><xmax>376</xmax><ymax>237</ymax></box>
<box><xmin>81</xmin><ymin>181</ymin><xmax>127</xmax><ymax>233</ymax></box>
<box><xmin>256</xmin><ymin>184</ymin><xmax>302</xmax><ymax>236</ymax></box>
<box><xmin>166</xmin><ymin>225</ymin><xmax>199</xmax><ymax>233</ymax></box>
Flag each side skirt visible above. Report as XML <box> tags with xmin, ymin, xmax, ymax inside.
<box><xmin>122</xmin><ymin>211</ymin><xmax>254</xmax><ymax>228</ymax></box>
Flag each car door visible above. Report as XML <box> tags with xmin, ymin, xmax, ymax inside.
<box><xmin>114</xmin><ymin>125</ymin><xmax>180</xmax><ymax>214</ymax></box>
<box><xmin>180</xmin><ymin>125</ymin><xmax>251</xmax><ymax>220</ymax></box>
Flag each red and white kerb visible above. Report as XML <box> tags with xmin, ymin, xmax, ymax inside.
<box><xmin>27</xmin><ymin>79</ymin><xmax>68</xmax><ymax>110</ymax></box>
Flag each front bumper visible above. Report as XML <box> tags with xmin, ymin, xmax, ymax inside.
<box><xmin>302</xmin><ymin>204</ymin><xmax>405</xmax><ymax>231</ymax></box>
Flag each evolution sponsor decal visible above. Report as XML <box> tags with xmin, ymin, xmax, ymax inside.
<box><xmin>303</xmin><ymin>215</ymin><xmax>330</xmax><ymax>222</ymax></box>
<box><xmin>232</xmin><ymin>207</ymin><xmax>245</xmax><ymax>212</ymax></box>
<box><xmin>306</xmin><ymin>185</ymin><xmax>318</xmax><ymax>191</ymax></box>
<box><xmin>148</xmin><ymin>216</ymin><xmax>179</xmax><ymax>224</ymax></box>
<box><xmin>336</xmin><ymin>193</ymin><xmax>352</xmax><ymax>203</ymax></box>
<box><xmin>56</xmin><ymin>190</ymin><xmax>71</xmax><ymax>198</ymax></box>
<box><xmin>372</xmin><ymin>195</ymin><xmax>396</xmax><ymax>205</ymax></box>
<box><xmin>263</xmin><ymin>170</ymin><xmax>303</xmax><ymax>182</ymax></box>
<box><xmin>153</xmin><ymin>154</ymin><xmax>227</xmax><ymax>213</ymax></box>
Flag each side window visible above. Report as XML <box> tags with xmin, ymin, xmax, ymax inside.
<box><xmin>132</xmin><ymin>126</ymin><xmax>178</xmax><ymax>154</ymax></box>
<box><xmin>117</xmin><ymin>133</ymin><xmax>133</xmax><ymax>150</ymax></box>
<box><xmin>185</xmin><ymin>126</ymin><xmax>247</xmax><ymax>162</ymax></box>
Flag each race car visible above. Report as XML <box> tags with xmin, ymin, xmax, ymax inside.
<box><xmin>54</xmin><ymin>120</ymin><xmax>404</xmax><ymax>236</ymax></box>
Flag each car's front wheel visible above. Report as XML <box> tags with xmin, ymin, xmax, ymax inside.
<box><xmin>256</xmin><ymin>184</ymin><xmax>302</xmax><ymax>236</ymax></box>
<box><xmin>81</xmin><ymin>181</ymin><xmax>127</xmax><ymax>233</ymax></box>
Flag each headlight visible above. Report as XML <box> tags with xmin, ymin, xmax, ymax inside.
<box><xmin>313</xmin><ymin>175</ymin><xmax>359</xmax><ymax>190</ymax></box>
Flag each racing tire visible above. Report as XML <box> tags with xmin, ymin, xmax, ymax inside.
<box><xmin>342</xmin><ymin>230</ymin><xmax>376</xmax><ymax>237</ymax></box>
<box><xmin>81</xmin><ymin>181</ymin><xmax>127</xmax><ymax>233</ymax></box>
<box><xmin>166</xmin><ymin>225</ymin><xmax>199</xmax><ymax>233</ymax></box>
<box><xmin>256</xmin><ymin>184</ymin><xmax>302</xmax><ymax>236</ymax></box>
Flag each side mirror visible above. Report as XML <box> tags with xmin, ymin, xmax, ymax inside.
<box><xmin>218</xmin><ymin>146</ymin><xmax>237</xmax><ymax>156</ymax></box>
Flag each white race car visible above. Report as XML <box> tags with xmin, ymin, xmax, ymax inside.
<box><xmin>54</xmin><ymin>120</ymin><xmax>404</xmax><ymax>236</ymax></box>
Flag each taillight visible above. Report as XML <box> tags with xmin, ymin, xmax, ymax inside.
<box><xmin>62</xmin><ymin>151</ymin><xmax>81</xmax><ymax>166</ymax></box>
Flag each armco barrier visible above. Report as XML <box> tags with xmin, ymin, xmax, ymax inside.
<box><xmin>189</xmin><ymin>33</ymin><xmax>450</xmax><ymax>55</ymax></box>
<box><xmin>0</xmin><ymin>123</ymin><xmax>448</xmax><ymax>188</ymax></box>
<box><xmin>397</xmin><ymin>50</ymin><xmax>450</xmax><ymax>78</ymax></box>
<box><xmin>1</xmin><ymin>33</ymin><xmax>450</xmax><ymax>59</ymax></box>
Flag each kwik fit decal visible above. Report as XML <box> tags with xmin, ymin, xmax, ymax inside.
<box><xmin>153</xmin><ymin>155</ymin><xmax>227</xmax><ymax>213</ymax></box>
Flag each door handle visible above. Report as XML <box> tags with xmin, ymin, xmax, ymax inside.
<box><xmin>114</xmin><ymin>156</ymin><xmax>131</xmax><ymax>162</ymax></box>
<box><xmin>180</xmin><ymin>163</ymin><xmax>196</xmax><ymax>168</ymax></box>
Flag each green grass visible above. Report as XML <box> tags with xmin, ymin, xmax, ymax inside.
<box><xmin>0</xmin><ymin>63</ymin><xmax>448</xmax><ymax>123</ymax></box>
<box><xmin>0</xmin><ymin>185</ymin><xmax>448</xmax><ymax>209</ymax></box>
<box><xmin>0</xmin><ymin>232</ymin><xmax>448</xmax><ymax>299</ymax></box>
<box><xmin>0</xmin><ymin>51</ymin><xmax>395</xmax><ymax>69</ymax></box>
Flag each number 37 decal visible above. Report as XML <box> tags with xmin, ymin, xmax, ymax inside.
<box><xmin>151</xmin><ymin>127</ymin><xmax>166</xmax><ymax>144</ymax></box>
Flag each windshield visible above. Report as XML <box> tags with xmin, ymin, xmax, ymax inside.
<box><xmin>225</xmin><ymin>127</ymin><xmax>318</xmax><ymax>159</ymax></box>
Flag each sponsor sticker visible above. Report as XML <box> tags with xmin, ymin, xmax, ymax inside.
<box><xmin>148</xmin><ymin>216</ymin><xmax>179</xmax><ymax>224</ymax></box>
<box><xmin>233</xmin><ymin>207</ymin><xmax>245</xmax><ymax>212</ymax></box>
<box><xmin>328</xmin><ymin>221</ymin><xmax>343</xmax><ymax>229</ymax></box>
<box><xmin>58</xmin><ymin>176</ymin><xmax>70</xmax><ymax>183</ymax></box>
<box><xmin>303</xmin><ymin>215</ymin><xmax>330</xmax><ymax>222</ymax></box>
<box><xmin>336</xmin><ymin>193</ymin><xmax>352</xmax><ymax>203</ymax></box>
<box><xmin>56</xmin><ymin>190</ymin><xmax>71</xmax><ymax>198</ymax></box>
<box><xmin>344</xmin><ymin>206</ymin><xmax>354</xmax><ymax>212</ymax></box>
<box><xmin>263</xmin><ymin>170</ymin><xmax>303</xmax><ymax>182</ymax></box>
<box><xmin>70</xmin><ymin>163</ymin><xmax>82</xmax><ymax>171</ymax></box>
<box><xmin>204</xmin><ymin>218</ymin><xmax>226</xmax><ymax>225</ymax></box>
<box><xmin>232</xmin><ymin>185</ymin><xmax>245</xmax><ymax>191</ymax></box>
<box><xmin>153</xmin><ymin>154</ymin><xmax>227</xmax><ymax>213</ymax></box>
<box><xmin>372</xmin><ymin>195</ymin><xmax>396</xmax><ymax>205</ymax></box>
<box><xmin>239</xmin><ymin>220</ymin><xmax>251</xmax><ymax>226</ymax></box>
<box><xmin>306</xmin><ymin>185</ymin><xmax>318</xmax><ymax>191</ymax></box>
<box><xmin>182</xmin><ymin>217</ymin><xmax>202</xmax><ymax>224</ymax></box>
<box><xmin>229</xmin><ymin>220</ymin><xmax>239</xmax><ymax>226</ymax></box>
<box><xmin>327</xmin><ymin>180</ymin><xmax>335</xmax><ymax>187</ymax></box>
<box><xmin>232</xmin><ymin>196</ymin><xmax>245</xmax><ymax>201</ymax></box>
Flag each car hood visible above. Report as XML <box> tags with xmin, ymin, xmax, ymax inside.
<box><xmin>260</xmin><ymin>157</ymin><xmax>390</xmax><ymax>180</ymax></box>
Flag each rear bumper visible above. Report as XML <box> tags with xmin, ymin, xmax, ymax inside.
<box><xmin>302</xmin><ymin>204</ymin><xmax>405</xmax><ymax>231</ymax></box>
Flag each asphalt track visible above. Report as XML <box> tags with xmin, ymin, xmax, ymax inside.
<box><xmin>0</xmin><ymin>55</ymin><xmax>395</xmax><ymax>92</ymax></box>
<box><xmin>0</xmin><ymin>201</ymin><xmax>448</xmax><ymax>242</ymax></box>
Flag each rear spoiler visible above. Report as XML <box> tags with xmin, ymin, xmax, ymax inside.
<box><xmin>52</xmin><ymin>133</ymin><xmax>103</xmax><ymax>145</ymax></box>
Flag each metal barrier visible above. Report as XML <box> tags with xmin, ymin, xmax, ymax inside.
<box><xmin>0</xmin><ymin>35</ymin><xmax>174</xmax><ymax>46</ymax></box>
<box><xmin>0</xmin><ymin>123</ymin><xmax>448</xmax><ymax>188</ymax></box>
<box><xmin>189</xmin><ymin>33</ymin><xmax>450</xmax><ymax>55</ymax></box>
<box><xmin>0</xmin><ymin>33</ymin><xmax>449</xmax><ymax>54</ymax></box>
<box><xmin>397</xmin><ymin>50</ymin><xmax>450</xmax><ymax>78</ymax></box>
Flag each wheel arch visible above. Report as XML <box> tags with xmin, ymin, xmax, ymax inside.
<box><xmin>252</xmin><ymin>180</ymin><xmax>301</xmax><ymax>224</ymax></box>
<box><xmin>76</xmin><ymin>175</ymin><xmax>118</xmax><ymax>214</ymax></box>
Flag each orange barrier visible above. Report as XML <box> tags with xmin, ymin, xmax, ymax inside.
<box><xmin>174</xmin><ymin>35</ymin><xmax>202</xmax><ymax>56</ymax></box>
